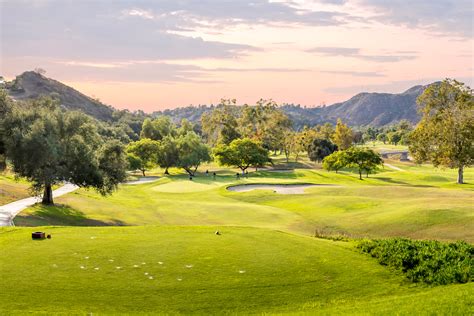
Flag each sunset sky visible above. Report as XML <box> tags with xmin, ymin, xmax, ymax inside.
<box><xmin>1</xmin><ymin>0</ymin><xmax>473</xmax><ymax>112</ymax></box>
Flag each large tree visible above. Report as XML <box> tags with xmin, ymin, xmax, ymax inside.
<box><xmin>323</xmin><ymin>147</ymin><xmax>383</xmax><ymax>179</ymax></box>
<box><xmin>140</xmin><ymin>116</ymin><xmax>176</xmax><ymax>140</ymax></box>
<box><xmin>345</xmin><ymin>147</ymin><xmax>384</xmax><ymax>180</ymax></box>
<box><xmin>156</xmin><ymin>135</ymin><xmax>179</xmax><ymax>175</ymax></box>
<box><xmin>213</xmin><ymin>138</ymin><xmax>269</xmax><ymax>174</ymax></box>
<box><xmin>176</xmin><ymin>132</ymin><xmax>211</xmax><ymax>176</ymax></box>
<box><xmin>239</xmin><ymin>99</ymin><xmax>292</xmax><ymax>153</ymax></box>
<box><xmin>201</xmin><ymin>99</ymin><xmax>241</xmax><ymax>146</ymax></box>
<box><xmin>126</xmin><ymin>138</ymin><xmax>160</xmax><ymax>176</ymax></box>
<box><xmin>3</xmin><ymin>97</ymin><xmax>128</xmax><ymax>204</ymax></box>
<box><xmin>322</xmin><ymin>150</ymin><xmax>348</xmax><ymax>173</ymax></box>
<box><xmin>0</xmin><ymin>90</ymin><xmax>12</xmax><ymax>170</ymax></box>
<box><xmin>332</xmin><ymin>119</ymin><xmax>353</xmax><ymax>150</ymax></box>
<box><xmin>308</xmin><ymin>138</ymin><xmax>338</xmax><ymax>162</ymax></box>
<box><xmin>409</xmin><ymin>79</ymin><xmax>473</xmax><ymax>184</ymax></box>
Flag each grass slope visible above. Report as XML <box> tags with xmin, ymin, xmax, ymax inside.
<box><xmin>0</xmin><ymin>172</ymin><xmax>30</xmax><ymax>205</ymax></box>
<box><xmin>0</xmin><ymin>226</ymin><xmax>472</xmax><ymax>315</ymax></box>
<box><xmin>15</xmin><ymin>162</ymin><xmax>474</xmax><ymax>242</ymax></box>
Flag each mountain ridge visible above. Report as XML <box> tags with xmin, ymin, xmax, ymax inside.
<box><xmin>3</xmin><ymin>71</ymin><xmax>428</xmax><ymax>127</ymax></box>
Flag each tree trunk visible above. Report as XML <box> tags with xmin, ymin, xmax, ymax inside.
<box><xmin>184</xmin><ymin>168</ymin><xmax>194</xmax><ymax>177</ymax></box>
<box><xmin>457</xmin><ymin>166</ymin><xmax>464</xmax><ymax>184</ymax></box>
<box><xmin>42</xmin><ymin>184</ymin><xmax>54</xmax><ymax>205</ymax></box>
<box><xmin>164</xmin><ymin>167</ymin><xmax>169</xmax><ymax>175</ymax></box>
<box><xmin>141</xmin><ymin>169</ymin><xmax>146</xmax><ymax>177</ymax></box>
<box><xmin>359</xmin><ymin>170</ymin><xmax>362</xmax><ymax>180</ymax></box>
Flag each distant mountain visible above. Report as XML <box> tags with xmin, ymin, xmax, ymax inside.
<box><xmin>281</xmin><ymin>85</ymin><xmax>426</xmax><ymax>128</ymax></box>
<box><xmin>320</xmin><ymin>85</ymin><xmax>425</xmax><ymax>126</ymax></box>
<box><xmin>154</xmin><ymin>85</ymin><xmax>427</xmax><ymax>128</ymax></box>
<box><xmin>4</xmin><ymin>71</ymin><xmax>114</xmax><ymax>121</ymax></box>
<box><xmin>4</xmin><ymin>71</ymin><xmax>428</xmax><ymax>128</ymax></box>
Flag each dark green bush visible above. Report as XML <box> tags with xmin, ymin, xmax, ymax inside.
<box><xmin>357</xmin><ymin>238</ymin><xmax>473</xmax><ymax>285</ymax></box>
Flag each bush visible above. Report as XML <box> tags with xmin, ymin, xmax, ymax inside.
<box><xmin>357</xmin><ymin>238</ymin><xmax>473</xmax><ymax>285</ymax></box>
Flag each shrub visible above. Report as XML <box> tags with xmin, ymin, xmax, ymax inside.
<box><xmin>357</xmin><ymin>238</ymin><xmax>473</xmax><ymax>285</ymax></box>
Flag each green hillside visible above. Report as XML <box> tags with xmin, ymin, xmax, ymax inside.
<box><xmin>0</xmin><ymin>226</ymin><xmax>472</xmax><ymax>315</ymax></box>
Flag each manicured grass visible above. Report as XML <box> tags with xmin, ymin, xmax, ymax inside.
<box><xmin>15</xmin><ymin>162</ymin><xmax>474</xmax><ymax>242</ymax></box>
<box><xmin>0</xmin><ymin>226</ymin><xmax>472</xmax><ymax>315</ymax></box>
<box><xmin>0</xmin><ymin>171</ymin><xmax>30</xmax><ymax>205</ymax></box>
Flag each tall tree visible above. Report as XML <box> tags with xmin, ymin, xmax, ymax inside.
<box><xmin>177</xmin><ymin>118</ymin><xmax>195</xmax><ymax>136</ymax></box>
<box><xmin>3</xmin><ymin>97</ymin><xmax>127</xmax><ymax>204</ymax></box>
<box><xmin>201</xmin><ymin>99</ymin><xmax>240</xmax><ymax>146</ymax></box>
<box><xmin>409</xmin><ymin>79</ymin><xmax>473</xmax><ymax>184</ymax></box>
<box><xmin>282</xmin><ymin>131</ymin><xmax>296</xmax><ymax>163</ymax></box>
<box><xmin>0</xmin><ymin>90</ymin><xmax>12</xmax><ymax>170</ymax></box>
<box><xmin>239</xmin><ymin>99</ymin><xmax>292</xmax><ymax>152</ymax></box>
<box><xmin>308</xmin><ymin>139</ymin><xmax>338</xmax><ymax>162</ymax></box>
<box><xmin>332</xmin><ymin>119</ymin><xmax>353</xmax><ymax>150</ymax></box>
<box><xmin>322</xmin><ymin>150</ymin><xmax>348</xmax><ymax>173</ymax></box>
<box><xmin>126</xmin><ymin>138</ymin><xmax>160</xmax><ymax>176</ymax></box>
<box><xmin>156</xmin><ymin>136</ymin><xmax>179</xmax><ymax>175</ymax></box>
<box><xmin>214</xmin><ymin>138</ymin><xmax>269</xmax><ymax>174</ymax></box>
<box><xmin>176</xmin><ymin>132</ymin><xmax>210</xmax><ymax>176</ymax></box>
<box><xmin>140</xmin><ymin>116</ymin><xmax>176</xmax><ymax>140</ymax></box>
<box><xmin>315</xmin><ymin>123</ymin><xmax>335</xmax><ymax>140</ymax></box>
<box><xmin>345</xmin><ymin>147</ymin><xmax>384</xmax><ymax>180</ymax></box>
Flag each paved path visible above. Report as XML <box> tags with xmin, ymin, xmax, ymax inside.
<box><xmin>384</xmin><ymin>163</ymin><xmax>406</xmax><ymax>172</ymax></box>
<box><xmin>0</xmin><ymin>183</ymin><xmax>78</xmax><ymax>226</ymax></box>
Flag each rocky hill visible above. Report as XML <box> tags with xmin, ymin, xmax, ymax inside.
<box><xmin>5</xmin><ymin>71</ymin><xmax>114</xmax><ymax>121</ymax></box>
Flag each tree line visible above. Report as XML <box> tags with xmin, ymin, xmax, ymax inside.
<box><xmin>0</xmin><ymin>79</ymin><xmax>472</xmax><ymax>206</ymax></box>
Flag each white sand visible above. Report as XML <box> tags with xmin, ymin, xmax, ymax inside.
<box><xmin>125</xmin><ymin>176</ymin><xmax>160</xmax><ymax>185</ymax></box>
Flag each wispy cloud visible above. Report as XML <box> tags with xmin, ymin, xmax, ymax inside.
<box><xmin>307</xmin><ymin>47</ymin><xmax>417</xmax><ymax>63</ymax></box>
<box><xmin>320</xmin><ymin>70</ymin><xmax>385</xmax><ymax>77</ymax></box>
<box><xmin>360</xmin><ymin>0</ymin><xmax>473</xmax><ymax>38</ymax></box>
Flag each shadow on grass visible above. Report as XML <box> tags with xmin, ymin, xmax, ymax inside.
<box><xmin>373</xmin><ymin>177</ymin><xmax>411</xmax><ymax>186</ymax></box>
<box><xmin>14</xmin><ymin>204</ymin><xmax>126</xmax><ymax>227</ymax></box>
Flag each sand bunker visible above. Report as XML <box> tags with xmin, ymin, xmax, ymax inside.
<box><xmin>227</xmin><ymin>183</ymin><xmax>334</xmax><ymax>194</ymax></box>
<box><xmin>125</xmin><ymin>176</ymin><xmax>160</xmax><ymax>185</ymax></box>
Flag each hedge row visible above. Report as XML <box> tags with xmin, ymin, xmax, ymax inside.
<box><xmin>357</xmin><ymin>238</ymin><xmax>473</xmax><ymax>285</ymax></box>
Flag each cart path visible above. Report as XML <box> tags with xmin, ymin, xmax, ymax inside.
<box><xmin>0</xmin><ymin>183</ymin><xmax>78</xmax><ymax>226</ymax></box>
<box><xmin>384</xmin><ymin>163</ymin><xmax>406</xmax><ymax>172</ymax></box>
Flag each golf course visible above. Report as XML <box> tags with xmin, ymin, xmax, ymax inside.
<box><xmin>1</xmin><ymin>153</ymin><xmax>473</xmax><ymax>315</ymax></box>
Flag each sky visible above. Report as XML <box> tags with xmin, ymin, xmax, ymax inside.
<box><xmin>1</xmin><ymin>0</ymin><xmax>473</xmax><ymax>112</ymax></box>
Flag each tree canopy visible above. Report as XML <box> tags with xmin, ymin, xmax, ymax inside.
<box><xmin>156</xmin><ymin>135</ymin><xmax>179</xmax><ymax>175</ymax></box>
<box><xmin>308</xmin><ymin>138</ymin><xmax>338</xmax><ymax>162</ymax></box>
<box><xmin>345</xmin><ymin>147</ymin><xmax>384</xmax><ymax>180</ymax></box>
<box><xmin>176</xmin><ymin>132</ymin><xmax>211</xmax><ymax>176</ymax></box>
<box><xmin>332</xmin><ymin>119</ymin><xmax>353</xmax><ymax>150</ymax></box>
<box><xmin>213</xmin><ymin>138</ymin><xmax>269</xmax><ymax>173</ymax></box>
<box><xmin>3</xmin><ymin>96</ymin><xmax>127</xmax><ymax>204</ymax></box>
<box><xmin>323</xmin><ymin>147</ymin><xmax>383</xmax><ymax>179</ymax></box>
<box><xmin>322</xmin><ymin>150</ymin><xmax>347</xmax><ymax>173</ymax></box>
<box><xmin>140</xmin><ymin>116</ymin><xmax>176</xmax><ymax>140</ymax></box>
<box><xmin>409</xmin><ymin>79</ymin><xmax>473</xmax><ymax>184</ymax></box>
<box><xmin>126</xmin><ymin>138</ymin><xmax>160</xmax><ymax>176</ymax></box>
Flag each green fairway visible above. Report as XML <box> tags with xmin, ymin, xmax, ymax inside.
<box><xmin>3</xmin><ymin>160</ymin><xmax>473</xmax><ymax>315</ymax></box>
<box><xmin>14</xmin><ymin>162</ymin><xmax>474</xmax><ymax>242</ymax></box>
<box><xmin>0</xmin><ymin>226</ymin><xmax>472</xmax><ymax>315</ymax></box>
